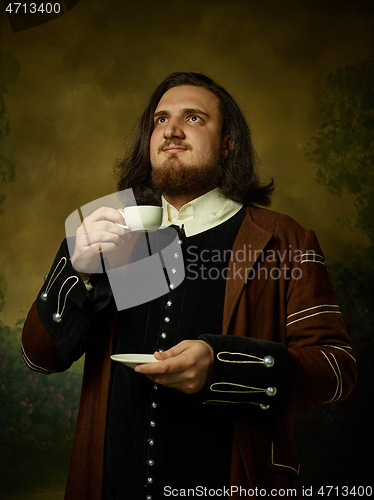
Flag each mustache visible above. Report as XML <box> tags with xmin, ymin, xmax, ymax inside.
<box><xmin>157</xmin><ymin>140</ymin><xmax>191</xmax><ymax>153</ymax></box>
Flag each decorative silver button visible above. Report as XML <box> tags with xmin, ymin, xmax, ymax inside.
<box><xmin>147</xmin><ymin>496</ymin><xmax>152</xmax><ymax>500</ymax></box>
<box><xmin>161</xmin><ymin>333</ymin><xmax>166</xmax><ymax>339</ymax></box>
<box><xmin>147</xmin><ymin>477</ymin><xmax>153</xmax><ymax>484</ymax></box>
<box><xmin>263</xmin><ymin>355</ymin><xmax>274</xmax><ymax>368</ymax></box>
<box><xmin>260</xmin><ymin>404</ymin><xmax>270</xmax><ymax>410</ymax></box>
<box><xmin>164</xmin><ymin>317</ymin><xmax>170</xmax><ymax>323</ymax></box>
<box><xmin>166</xmin><ymin>300</ymin><xmax>172</xmax><ymax>307</ymax></box>
<box><xmin>266</xmin><ymin>387</ymin><xmax>277</xmax><ymax>397</ymax></box>
<box><xmin>158</xmin><ymin>348</ymin><xmax>164</xmax><ymax>353</ymax></box>
<box><xmin>169</xmin><ymin>283</ymin><xmax>175</xmax><ymax>290</ymax></box>
<box><xmin>40</xmin><ymin>292</ymin><xmax>48</xmax><ymax>302</ymax></box>
<box><xmin>148</xmin><ymin>439</ymin><xmax>155</xmax><ymax>445</ymax></box>
<box><xmin>153</xmin><ymin>384</ymin><xmax>158</xmax><ymax>390</ymax></box>
<box><xmin>52</xmin><ymin>313</ymin><xmax>62</xmax><ymax>323</ymax></box>
<box><xmin>151</xmin><ymin>402</ymin><xmax>157</xmax><ymax>408</ymax></box>
<box><xmin>178</xmin><ymin>240</ymin><xmax>183</xmax><ymax>245</ymax></box>
<box><xmin>148</xmin><ymin>459</ymin><xmax>154</xmax><ymax>466</ymax></box>
<box><xmin>171</xmin><ymin>268</ymin><xmax>176</xmax><ymax>273</ymax></box>
<box><xmin>150</xmin><ymin>420</ymin><xmax>156</xmax><ymax>427</ymax></box>
<box><xmin>174</xmin><ymin>253</ymin><xmax>179</xmax><ymax>258</ymax></box>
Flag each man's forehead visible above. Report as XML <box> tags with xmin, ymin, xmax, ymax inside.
<box><xmin>155</xmin><ymin>85</ymin><xmax>221</xmax><ymax>115</ymax></box>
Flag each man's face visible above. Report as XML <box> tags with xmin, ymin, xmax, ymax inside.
<box><xmin>150</xmin><ymin>85</ymin><xmax>230</xmax><ymax>197</ymax></box>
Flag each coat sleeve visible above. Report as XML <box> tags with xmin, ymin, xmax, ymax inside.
<box><xmin>22</xmin><ymin>239</ymin><xmax>113</xmax><ymax>373</ymax></box>
<box><xmin>198</xmin><ymin>333</ymin><xmax>293</xmax><ymax>419</ymax></box>
<box><xmin>285</xmin><ymin>229</ymin><xmax>357</xmax><ymax>406</ymax></box>
<box><xmin>198</xmin><ymin>228</ymin><xmax>357</xmax><ymax>414</ymax></box>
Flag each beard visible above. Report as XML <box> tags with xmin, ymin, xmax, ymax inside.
<box><xmin>151</xmin><ymin>152</ymin><xmax>223</xmax><ymax>197</ymax></box>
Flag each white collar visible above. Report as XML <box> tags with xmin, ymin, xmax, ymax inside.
<box><xmin>161</xmin><ymin>188</ymin><xmax>243</xmax><ymax>237</ymax></box>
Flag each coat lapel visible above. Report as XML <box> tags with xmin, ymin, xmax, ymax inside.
<box><xmin>222</xmin><ymin>206</ymin><xmax>272</xmax><ymax>336</ymax></box>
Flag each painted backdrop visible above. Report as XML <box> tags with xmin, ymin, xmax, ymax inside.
<box><xmin>0</xmin><ymin>0</ymin><xmax>373</xmax><ymax>498</ymax></box>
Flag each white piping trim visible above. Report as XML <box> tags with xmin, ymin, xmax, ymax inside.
<box><xmin>286</xmin><ymin>310</ymin><xmax>341</xmax><ymax>327</ymax></box>
<box><xmin>320</xmin><ymin>350</ymin><xmax>341</xmax><ymax>403</ymax></box>
<box><xmin>271</xmin><ymin>442</ymin><xmax>300</xmax><ymax>476</ymax></box>
<box><xmin>210</xmin><ymin>382</ymin><xmax>266</xmax><ymax>394</ymax></box>
<box><xmin>301</xmin><ymin>252</ymin><xmax>324</xmax><ymax>260</ymax></box>
<box><xmin>300</xmin><ymin>252</ymin><xmax>326</xmax><ymax>265</ymax></box>
<box><xmin>44</xmin><ymin>257</ymin><xmax>67</xmax><ymax>294</ymax></box>
<box><xmin>300</xmin><ymin>259</ymin><xmax>326</xmax><ymax>265</ymax></box>
<box><xmin>217</xmin><ymin>351</ymin><xmax>264</xmax><ymax>364</ymax></box>
<box><xmin>322</xmin><ymin>344</ymin><xmax>356</xmax><ymax>362</ymax></box>
<box><xmin>203</xmin><ymin>400</ymin><xmax>263</xmax><ymax>406</ymax></box>
<box><xmin>56</xmin><ymin>276</ymin><xmax>79</xmax><ymax>318</ymax></box>
<box><xmin>331</xmin><ymin>352</ymin><xmax>343</xmax><ymax>401</ymax></box>
<box><xmin>322</xmin><ymin>344</ymin><xmax>352</xmax><ymax>349</ymax></box>
<box><xmin>287</xmin><ymin>304</ymin><xmax>340</xmax><ymax>320</ymax></box>
<box><xmin>21</xmin><ymin>343</ymin><xmax>53</xmax><ymax>375</ymax></box>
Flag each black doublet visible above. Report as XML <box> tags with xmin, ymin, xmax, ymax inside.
<box><xmin>102</xmin><ymin>207</ymin><xmax>246</xmax><ymax>500</ymax></box>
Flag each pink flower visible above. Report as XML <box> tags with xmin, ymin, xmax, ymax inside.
<box><xmin>57</xmin><ymin>394</ymin><xmax>65</xmax><ymax>402</ymax></box>
<box><xmin>27</xmin><ymin>374</ymin><xmax>33</xmax><ymax>381</ymax></box>
<box><xmin>48</xmin><ymin>385</ymin><xmax>54</xmax><ymax>392</ymax></box>
<box><xmin>20</xmin><ymin>401</ymin><xmax>27</xmax><ymax>407</ymax></box>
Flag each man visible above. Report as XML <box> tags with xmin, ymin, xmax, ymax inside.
<box><xmin>22</xmin><ymin>72</ymin><xmax>357</xmax><ymax>499</ymax></box>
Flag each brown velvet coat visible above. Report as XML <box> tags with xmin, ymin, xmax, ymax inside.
<box><xmin>22</xmin><ymin>206</ymin><xmax>357</xmax><ymax>499</ymax></box>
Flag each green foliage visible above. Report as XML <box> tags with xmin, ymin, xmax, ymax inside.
<box><xmin>299</xmin><ymin>57</ymin><xmax>374</xmax><ymax>488</ymax></box>
<box><xmin>328</xmin><ymin>248</ymin><xmax>374</xmax><ymax>347</ymax></box>
<box><xmin>0</xmin><ymin>319</ymin><xmax>83</xmax><ymax>494</ymax></box>
<box><xmin>305</xmin><ymin>56</ymin><xmax>374</xmax><ymax>244</ymax></box>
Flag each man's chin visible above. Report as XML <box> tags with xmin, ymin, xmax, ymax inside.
<box><xmin>159</xmin><ymin>155</ymin><xmax>184</xmax><ymax>168</ymax></box>
<box><xmin>151</xmin><ymin>158</ymin><xmax>221</xmax><ymax>196</ymax></box>
<box><xmin>152</xmin><ymin>177</ymin><xmax>218</xmax><ymax>198</ymax></box>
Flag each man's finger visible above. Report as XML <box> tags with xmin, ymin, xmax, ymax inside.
<box><xmin>135</xmin><ymin>354</ymin><xmax>186</xmax><ymax>375</ymax></box>
<box><xmin>153</xmin><ymin>340</ymin><xmax>192</xmax><ymax>361</ymax></box>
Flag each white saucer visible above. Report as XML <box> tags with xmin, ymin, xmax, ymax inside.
<box><xmin>110</xmin><ymin>353</ymin><xmax>159</xmax><ymax>369</ymax></box>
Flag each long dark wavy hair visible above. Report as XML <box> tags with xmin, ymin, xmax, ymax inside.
<box><xmin>114</xmin><ymin>72</ymin><xmax>274</xmax><ymax>206</ymax></box>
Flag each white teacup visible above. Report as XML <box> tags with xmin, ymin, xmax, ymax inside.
<box><xmin>121</xmin><ymin>205</ymin><xmax>163</xmax><ymax>231</ymax></box>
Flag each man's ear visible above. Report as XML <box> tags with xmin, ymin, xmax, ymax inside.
<box><xmin>222</xmin><ymin>134</ymin><xmax>232</xmax><ymax>158</ymax></box>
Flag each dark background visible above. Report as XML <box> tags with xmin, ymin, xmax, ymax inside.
<box><xmin>0</xmin><ymin>0</ymin><xmax>373</xmax><ymax>498</ymax></box>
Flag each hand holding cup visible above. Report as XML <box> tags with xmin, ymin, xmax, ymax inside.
<box><xmin>71</xmin><ymin>207</ymin><xmax>130</xmax><ymax>278</ymax></box>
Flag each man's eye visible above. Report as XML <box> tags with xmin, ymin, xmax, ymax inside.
<box><xmin>189</xmin><ymin>116</ymin><xmax>202</xmax><ymax>123</ymax></box>
<box><xmin>157</xmin><ymin>117</ymin><xmax>168</xmax><ymax>124</ymax></box>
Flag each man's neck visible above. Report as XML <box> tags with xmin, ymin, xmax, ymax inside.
<box><xmin>163</xmin><ymin>189</ymin><xmax>214</xmax><ymax>211</ymax></box>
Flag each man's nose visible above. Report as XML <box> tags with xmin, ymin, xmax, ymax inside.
<box><xmin>163</xmin><ymin>118</ymin><xmax>185</xmax><ymax>139</ymax></box>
